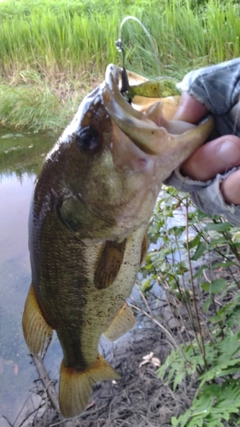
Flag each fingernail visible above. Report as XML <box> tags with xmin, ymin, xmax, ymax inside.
<box><xmin>217</xmin><ymin>140</ymin><xmax>240</xmax><ymax>165</ymax></box>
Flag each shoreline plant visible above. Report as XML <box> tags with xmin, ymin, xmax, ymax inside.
<box><xmin>0</xmin><ymin>0</ymin><xmax>240</xmax><ymax>131</ymax></box>
<box><xmin>143</xmin><ymin>187</ymin><xmax>240</xmax><ymax>426</ymax></box>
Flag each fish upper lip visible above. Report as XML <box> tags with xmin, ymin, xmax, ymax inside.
<box><xmin>101</xmin><ymin>65</ymin><xmax>184</xmax><ymax>156</ymax></box>
<box><xmin>101</xmin><ymin>64</ymin><xmax>214</xmax><ymax>158</ymax></box>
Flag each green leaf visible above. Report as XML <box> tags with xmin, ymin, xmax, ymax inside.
<box><xmin>165</xmin><ymin>186</ymin><xmax>179</xmax><ymax>197</ymax></box>
<box><xmin>193</xmin><ymin>264</ymin><xmax>208</xmax><ymax>279</ymax></box>
<box><xmin>139</xmin><ymin>278</ymin><xmax>152</xmax><ymax>292</ymax></box>
<box><xmin>187</xmin><ymin>234</ymin><xmax>201</xmax><ymax>249</ymax></box>
<box><xmin>173</xmin><ymin>370</ymin><xmax>185</xmax><ymax>390</ymax></box>
<box><xmin>200</xmin><ymin>281</ymin><xmax>210</xmax><ymax>292</ymax></box>
<box><xmin>174</xmin><ymin>380</ymin><xmax>240</xmax><ymax>427</ymax></box>
<box><xmin>202</xmin><ymin>297</ymin><xmax>212</xmax><ymax>313</ymax></box>
<box><xmin>201</xmin><ymin>279</ymin><xmax>227</xmax><ymax>294</ymax></box>
<box><xmin>191</xmin><ymin>241</ymin><xmax>208</xmax><ymax>260</ymax></box>
<box><xmin>175</xmin><ymin>261</ymin><xmax>189</xmax><ymax>275</ymax></box>
<box><xmin>209</xmin><ymin>237</ymin><xmax>230</xmax><ymax>249</ymax></box>
<box><xmin>205</xmin><ymin>222</ymin><xmax>232</xmax><ymax>232</ymax></box>
<box><xmin>197</xmin><ymin>210</ymin><xmax>214</xmax><ymax>221</ymax></box>
<box><xmin>212</xmin><ymin>261</ymin><xmax>236</xmax><ymax>269</ymax></box>
<box><xmin>171</xmin><ymin>417</ymin><xmax>179</xmax><ymax>427</ymax></box>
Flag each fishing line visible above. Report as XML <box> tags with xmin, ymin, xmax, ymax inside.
<box><xmin>115</xmin><ymin>39</ymin><xmax>131</xmax><ymax>97</ymax></box>
<box><xmin>115</xmin><ymin>15</ymin><xmax>161</xmax><ymax>76</ymax></box>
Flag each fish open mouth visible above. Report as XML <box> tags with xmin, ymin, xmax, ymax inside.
<box><xmin>102</xmin><ymin>64</ymin><xmax>214</xmax><ymax>156</ymax></box>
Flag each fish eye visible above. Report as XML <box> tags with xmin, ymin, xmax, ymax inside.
<box><xmin>75</xmin><ymin>126</ymin><xmax>99</xmax><ymax>152</ymax></box>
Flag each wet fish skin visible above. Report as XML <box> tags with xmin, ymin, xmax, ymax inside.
<box><xmin>22</xmin><ymin>64</ymin><xmax>214</xmax><ymax>418</ymax></box>
<box><xmin>23</xmin><ymin>86</ymin><xmax>158</xmax><ymax>418</ymax></box>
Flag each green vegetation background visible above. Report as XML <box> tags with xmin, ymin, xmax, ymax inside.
<box><xmin>0</xmin><ymin>0</ymin><xmax>240</xmax><ymax>131</ymax></box>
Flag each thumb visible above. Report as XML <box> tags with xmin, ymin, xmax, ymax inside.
<box><xmin>181</xmin><ymin>136</ymin><xmax>240</xmax><ymax>181</ymax></box>
<box><xmin>221</xmin><ymin>169</ymin><xmax>240</xmax><ymax>205</ymax></box>
<box><xmin>173</xmin><ymin>92</ymin><xmax>208</xmax><ymax>123</ymax></box>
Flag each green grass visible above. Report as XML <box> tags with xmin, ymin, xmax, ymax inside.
<box><xmin>0</xmin><ymin>0</ymin><xmax>239</xmax><ymax>130</ymax></box>
<box><xmin>0</xmin><ymin>70</ymin><xmax>90</xmax><ymax>131</ymax></box>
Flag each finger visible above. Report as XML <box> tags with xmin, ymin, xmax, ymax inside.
<box><xmin>180</xmin><ymin>135</ymin><xmax>240</xmax><ymax>181</ymax></box>
<box><xmin>221</xmin><ymin>170</ymin><xmax>240</xmax><ymax>205</ymax></box>
<box><xmin>173</xmin><ymin>91</ymin><xmax>208</xmax><ymax>123</ymax></box>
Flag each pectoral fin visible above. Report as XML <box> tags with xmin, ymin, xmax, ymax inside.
<box><xmin>94</xmin><ymin>239</ymin><xmax>127</xmax><ymax>290</ymax></box>
<box><xmin>22</xmin><ymin>284</ymin><xmax>53</xmax><ymax>357</ymax></box>
<box><xmin>104</xmin><ymin>302</ymin><xmax>136</xmax><ymax>341</ymax></box>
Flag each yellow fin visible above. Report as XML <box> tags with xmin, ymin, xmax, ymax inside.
<box><xmin>104</xmin><ymin>302</ymin><xmax>136</xmax><ymax>341</ymax></box>
<box><xmin>59</xmin><ymin>354</ymin><xmax>120</xmax><ymax>418</ymax></box>
<box><xmin>22</xmin><ymin>284</ymin><xmax>53</xmax><ymax>357</ymax></box>
<box><xmin>94</xmin><ymin>239</ymin><xmax>126</xmax><ymax>290</ymax></box>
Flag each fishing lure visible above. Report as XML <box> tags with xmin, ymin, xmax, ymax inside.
<box><xmin>116</xmin><ymin>17</ymin><xmax>180</xmax><ymax>102</ymax></box>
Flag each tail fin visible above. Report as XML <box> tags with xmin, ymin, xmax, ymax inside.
<box><xmin>59</xmin><ymin>354</ymin><xmax>120</xmax><ymax>418</ymax></box>
<box><xmin>22</xmin><ymin>284</ymin><xmax>53</xmax><ymax>357</ymax></box>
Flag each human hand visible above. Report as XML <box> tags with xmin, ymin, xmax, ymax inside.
<box><xmin>173</xmin><ymin>91</ymin><xmax>240</xmax><ymax>205</ymax></box>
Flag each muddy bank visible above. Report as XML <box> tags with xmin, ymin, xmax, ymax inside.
<box><xmin>9</xmin><ymin>281</ymin><xmax>200</xmax><ymax>427</ymax></box>
<box><xmin>11</xmin><ymin>327</ymin><xmax>195</xmax><ymax>427</ymax></box>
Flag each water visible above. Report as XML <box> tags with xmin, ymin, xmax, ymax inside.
<box><xmin>0</xmin><ymin>128</ymin><xmax>178</xmax><ymax>425</ymax></box>
<box><xmin>0</xmin><ymin>129</ymin><xmax>59</xmax><ymax>425</ymax></box>
<box><xmin>0</xmin><ymin>129</ymin><xmax>141</xmax><ymax>425</ymax></box>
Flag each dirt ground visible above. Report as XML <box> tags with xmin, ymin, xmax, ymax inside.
<box><xmin>4</xmin><ymin>250</ymin><xmax>233</xmax><ymax>427</ymax></box>
<box><xmin>11</xmin><ymin>288</ymin><xmax>199</xmax><ymax>427</ymax></box>
<box><xmin>19</xmin><ymin>330</ymin><xmax>194</xmax><ymax>427</ymax></box>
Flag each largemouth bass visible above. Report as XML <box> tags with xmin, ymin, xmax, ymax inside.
<box><xmin>22</xmin><ymin>64</ymin><xmax>214</xmax><ymax>418</ymax></box>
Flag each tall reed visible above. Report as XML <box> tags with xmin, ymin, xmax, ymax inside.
<box><xmin>0</xmin><ymin>0</ymin><xmax>239</xmax><ymax>80</ymax></box>
<box><xmin>0</xmin><ymin>0</ymin><xmax>239</xmax><ymax>130</ymax></box>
